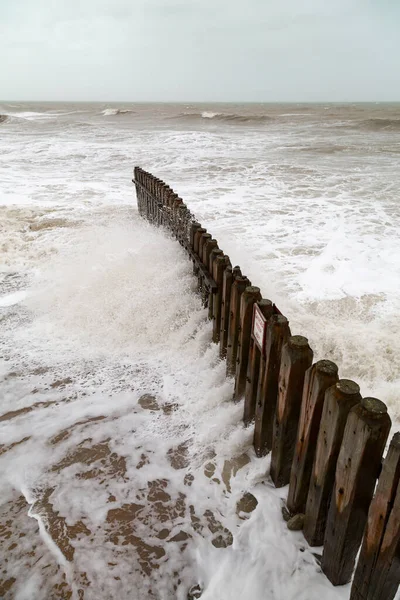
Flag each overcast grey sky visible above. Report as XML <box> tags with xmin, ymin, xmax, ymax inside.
<box><xmin>1</xmin><ymin>0</ymin><xmax>399</xmax><ymax>102</ymax></box>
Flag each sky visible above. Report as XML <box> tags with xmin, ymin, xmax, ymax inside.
<box><xmin>1</xmin><ymin>0</ymin><xmax>400</xmax><ymax>102</ymax></box>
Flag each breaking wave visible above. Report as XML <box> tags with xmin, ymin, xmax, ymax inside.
<box><xmin>0</xmin><ymin>115</ymin><xmax>8</xmax><ymax>124</ymax></box>
<box><xmin>175</xmin><ymin>112</ymin><xmax>274</xmax><ymax>124</ymax></box>
<box><xmin>102</xmin><ymin>108</ymin><xmax>136</xmax><ymax>116</ymax></box>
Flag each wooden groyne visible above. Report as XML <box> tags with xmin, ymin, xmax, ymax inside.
<box><xmin>133</xmin><ymin>166</ymin><xmax>400</xmax><ymax>599</ymax></box>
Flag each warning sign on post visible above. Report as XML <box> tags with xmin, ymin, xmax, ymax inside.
<box><xmin>253</xmin><ymin>304</ymin><xmax>266</xmax><ymax>352</ymax></box>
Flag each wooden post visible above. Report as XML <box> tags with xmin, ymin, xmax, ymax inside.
<box><xmin>208</xmin><ymin>248</ymin><xmax>223</xmax><ymax>321</ymax></box>
<box><xmin>212</xmin><ymin>254</ymin><xmax>229</xmax><ymax>342</ymax></box>
<box><xmin>193</xmin><ymin>227</ymin><xmax>206</xmax><ymax>255</ymax></box>
<box><xmin>226</xmin><ymin>276</ymin><xmax>249</xmax><ymax>377</ymax></box>
<box><xmin>243</xmin><ymin>299</ymin><xmax>273</xmax><ymax>425</ymax></box>
<box><xmin>198</xmin><ymin>232</ymin><xmax>211</xmax><ymax>264</ymax></box>
<box><xmin>219</xmin><ymin>266</ymin><xmax>233</xmax><ymax>359</ymax></box>
<box><xmin>234</xmin><ymin>286</ymin><xmax>262</xmax><ymax>400</ymax></box>
<box><xmin>321</xmin><ymin>398</ymin><xmax>391</xmax><ymax>586</ymax></box>
<box><xmin>253</xmin><ymin>314</ymin><xmax>290</xmax><ymax>457</ymax></box>
<box><xmin>270</xmin><ymin>336</ymin><xmax>314</xmax><ymax>488</ymax></box>
<box><xmin>203</xmin><ymin>239</ymin><xmax>218</xmax><ymax>269</ymax></box>
<box><xmin>304</xmin><ymin>379</ymin><xmax>362</xmax><ymax>546</ymax></box>
<box><xmin>287</xmin><ymin>360</ymin><xmax>339</xmax><ymax>515</ymax></box>
<box><xmin>190</xmin><ymin>222</ymin><xmax>202</xmax><ymax>251</ymax></box>
<box><xmin>350</xmin><ymin>433</ymin><xmax>400</xmax><ymax>600</ymax></box>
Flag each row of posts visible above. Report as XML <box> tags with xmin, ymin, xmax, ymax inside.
<box><xmin>134</xmin><ymin>166</ymin><xmax>400</xmax><ymax>599</ymax></box>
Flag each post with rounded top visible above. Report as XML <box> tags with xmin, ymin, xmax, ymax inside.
<box><xmin>243</xmin><ymin>299</ymin><xmax>274</xmax><ymax>425</ymax></box>
<box><xmin>206</xmin><ymin>243</ymin><xmax>224</xmax><ymax>321</ymax></box>
<box><xmin>350</xmin><ymin>432</ymin><xmax>400</xmax><ymax>600</ymax></box>
<box><xmin>286</xmin><ymin>359</ymin><xmax>339</xmax><ymax>515</ymax></box>
<box><xmin>226</xmin><ymin>276</ymin><xmax>250</xmax><ymax>377</ymax></box>
<box><xmin>234</xmin><ymin>286</ymin><xmax>262</xmax><ymax>400</ymax></box>
<box><xmin>303</xmin><ymin>379</ymin><xmax>362</xmax><ymax>546</ymax></box>
<box><xmin>321</xmin><ymin>398</ymin><xmax>391</xmax><ymax>586</ymax></box>
<box><xmin>253</xmin><ymin>314</ymin><xmax>291</xmax><ymax>456</ymax></box>
<box><xmin>190</xmin><ymin>222</ymin><xmax>202</xmax><ymax>251</ymax></box>
<box><xmin>270</xmin><ymin>335</ymin><xmax>314</xmax><ymax>487</ymax></box>
<box><xmin>219</xmin><ymin>266</ymin><xmax>232</xmax><ymax>358</ymax></box>
<box><xmin>209</xmin><ymin>248</ymin><xmax>230</xmax><ymax>344</ymax></box>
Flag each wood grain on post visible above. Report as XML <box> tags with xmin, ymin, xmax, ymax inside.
<box><xmin>350</xmin><ymin>433</ymin><xmax>400</xmax><ymax>600</ymax></box>
<box><xmin>287</xmin><ymin>360</ymin><xmax>339</xmax><ymax>515</ymax></box>
<box><xmin>321</xmin><ymin>398</ymin><xmax>391</xmax><ymax>586</ymax></box>
<box><xmin>203</xmin><ymin>239</ymin><xmax>218</xmax><ymax>269</ymax></box>
<box><xmin>226</xmin><ymin>276</ymin><xmax>249</xmax><ymax>377</ymax></box>
<box><xmin>208</xmin><ymin>248</ymin><xmax>223</xmax><ymax>321</ymax></box>
<box><xmin>234</xmin><ymin>286</ymin><xmax>262</xmax><ymax>400</ymax></box>
<box><xmin>193</xmin><ymin>227</ymin><xmax>206</xmax><ymax>256</ymax></box>
<box><xmin>253</xmin><ymin>314</ymin><xmax>290</xmax><ymax>457</ymax></box>
<box><xmin>219</xmin><ymin>266</ymin><xmax>233</xmax><ymax>359</ymax></box>
<box><xmin>304</xmin><ymin>379</ymin><xmax>362</xmax><ymax>546</ymax></box>
<box><xmin>190</xmin><ymin>222</ymin><xmax>202</xmax><ymax>251</ymax></box>
<box><xmin>243</xmin><ymin>299</ymin><xmax>273</xmax><ymax>425</ymax></box>
<box><xmin>270</xmin><ymin>336</ymin><xmax>314</xmax><ymax>488</ymax></box>
<box><xmin>198</xmin><ymin>232</ymin><xmax>211</xmax><ymax>265</ymax></box>
<box><xmin>212</xmin><ymin>255</ymin><xmax>229</xmax><ymax>341</ymax></box>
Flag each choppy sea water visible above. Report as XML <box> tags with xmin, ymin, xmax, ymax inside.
<box><xmin>1</xmin><ymin>102</ymin><xmax>399</xmax><ymax>600</ymax></box>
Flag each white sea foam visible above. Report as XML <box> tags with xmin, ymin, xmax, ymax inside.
<box><xmin>201</xmin><ymin>111</ymin><xmax>220</xmax><ymax>119</ymax></box>
<box><xmin>1</xmin><ymin>102</ymin><xmax>400</xmax><ymax>599</ymax></box>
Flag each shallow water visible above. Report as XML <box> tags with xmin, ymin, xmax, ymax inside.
<box><xmin>1</xmin><ymin>102</ymin><xmax>399</xmax><ymax>599</ymax></box>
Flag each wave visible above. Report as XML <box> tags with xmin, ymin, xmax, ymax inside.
<box><xmin>102</xmin><ymin>108</ymin><xmax>136</xmax><ymax>116</ymax></box>
<box><xmin>358</xmin><ymin>118</ymin><xmax>400</xmax><ymax>132</ymax></box>
<box><xmin>176</xmin><ymin>112</ymin><xmax>274</xmax><ymax>124</ymax></box>
<box><xmin>2</xmin><ymin>111</ymin><xmax>60</xmax><ymax>121</ymax></box>
<box><xmin>0</xmin><ymin>115</ymin><xmax>8</xmax><ymax>124</ymax></box>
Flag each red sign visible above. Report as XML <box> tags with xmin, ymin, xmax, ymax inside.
<box><xmin>253</xmin><ymin>304</ymin><xmax>266</xmax><ymax>352</ymax></box>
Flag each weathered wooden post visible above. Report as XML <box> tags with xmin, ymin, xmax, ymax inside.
<box><xmin>212</xmin><ymin>254</ymin><xmax>229</xmax><ymax>341</ymax></box>
<box><xmin>350</xmin><ymin>433</ymin><xmax>400</xmax><ymax>600</ymax></box>
<box><xmin>303</xmin><ymin>379</ymin><xmax>362</xmax><ymax>546</ymax></box>
<box><xmin>253</xmin><ymin>314</ymin><xmax>290</xmax><ymax>456</ymax></box>
<box><xmin>243</xmin><ymin>299</ymin><xmax>273</xmax><ymax>425</ymax></box>
<box><xmin>321</xmin><ymin>398</ymin><xmax>391</xmax><ymax>586</ymax></box>
<box><xmin>198</xmin><ymin>232</ymin><xmax>211</xmax><ymax>297</ymax></box>
<box><xmin>203</xmin><ymin>239</ymin><xmax>218</xmax><ymax>270</ymax></box>
<box><xmin>286</xmin><ymin>360</ymin><xmax>339</xmax><ymax>515</ymax></box>
<box><xmin>234</xmin><ymin>286</ymin><xmax>262</xmax><ymax>400</ymax></box>
<box><xmin>219</xmin><ymin>266</ymin><xmax>240</xmax><ymax>359</ymax></box>
<box><xmin>226</xmin><ymin>276</ymin><xmax>250</xmax><ymax>377</ymax></box>
<box><xmin>208</xmin><ymin>248</ymin><xmax>223</xmax><ymax>321</ymax></box>
<box><xmin>270</xmin><ymin>336</ymin><xmax>314</xmax><ymax>487</ymax></box>
<box><xmin>190</xmin><ymin>222</ymin><xmax>202</xmax><ymax>251</ymax></box>
<box><xmin>193</xmin><ymin>227</ymin><xmax>206</xmax><ymax>275</ymax></box>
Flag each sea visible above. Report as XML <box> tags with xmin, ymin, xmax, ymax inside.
<box><xmin>1</xmin><ymin>102</ymin><xmax>400</xmax><ymax>600</ymax></box>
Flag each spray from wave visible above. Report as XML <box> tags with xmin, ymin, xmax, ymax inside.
<box><xmin>102</xmin><ymin>108</ymin><xmax>136</xmax><ymax>116</ymax></box>
<box><xmin>175</xmin><ymin>112</ymin><xmax>274</xmax><ymax>124</ymax></box>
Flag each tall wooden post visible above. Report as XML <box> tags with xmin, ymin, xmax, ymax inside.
<box><xmin>243</xmin><ymin>299</ymin><xmax>273</xmax><ymax>425</ymax></box>
<box><xmin>321</xmin><ymin>398</ymin><xmax>391</xmax><ymax>586</ymax></box>
<box><xmin>212</xmin><ymin>255</ymin><xmax>229</xmax><ymax>343</ymax></box>
<box><xmin>226</xmin><ymin>276</ymin><xmax>249</xmax><ymax>377</ymax></box>
<box><xmin>208</xmin><ymin>248</ymin><xmax>223</xmax><ymax>321</ymax></box>
<box><xmin>253</xmin><ymin>314</ymin><xmax>290</xmax><ymax>457</ymax></box>
<box><xmin>350</xmin><ymin>433</ymin><xmax>400</xmax><ymax>600</ymax></box>
<box><xmin>270</xmin><ymin>336</ymin><xmax>313</xmax><ymax>487</ymax></box>
<box><xmin>234</xmin><ymin>286</ymin><xmax>262</xmax><ymax>400</ymax></box>
<box><xmin>190</xmin><ymin>222</ymin><xmax>202</xmax><ymax>251</ymax></box>
<box><xmin>219</xmin><ymin>266</ymin><xmax>236</xmax><ymax>358</ymax></box>
<box><xmin>304</xmin><ymin>379</ymin><xmax>362</xmax><ymax>546</ymax></box>
<box><xmin>287</xmin><ymin>360</ymin><xmax>339</xmax><ymax>515</ymax></box>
